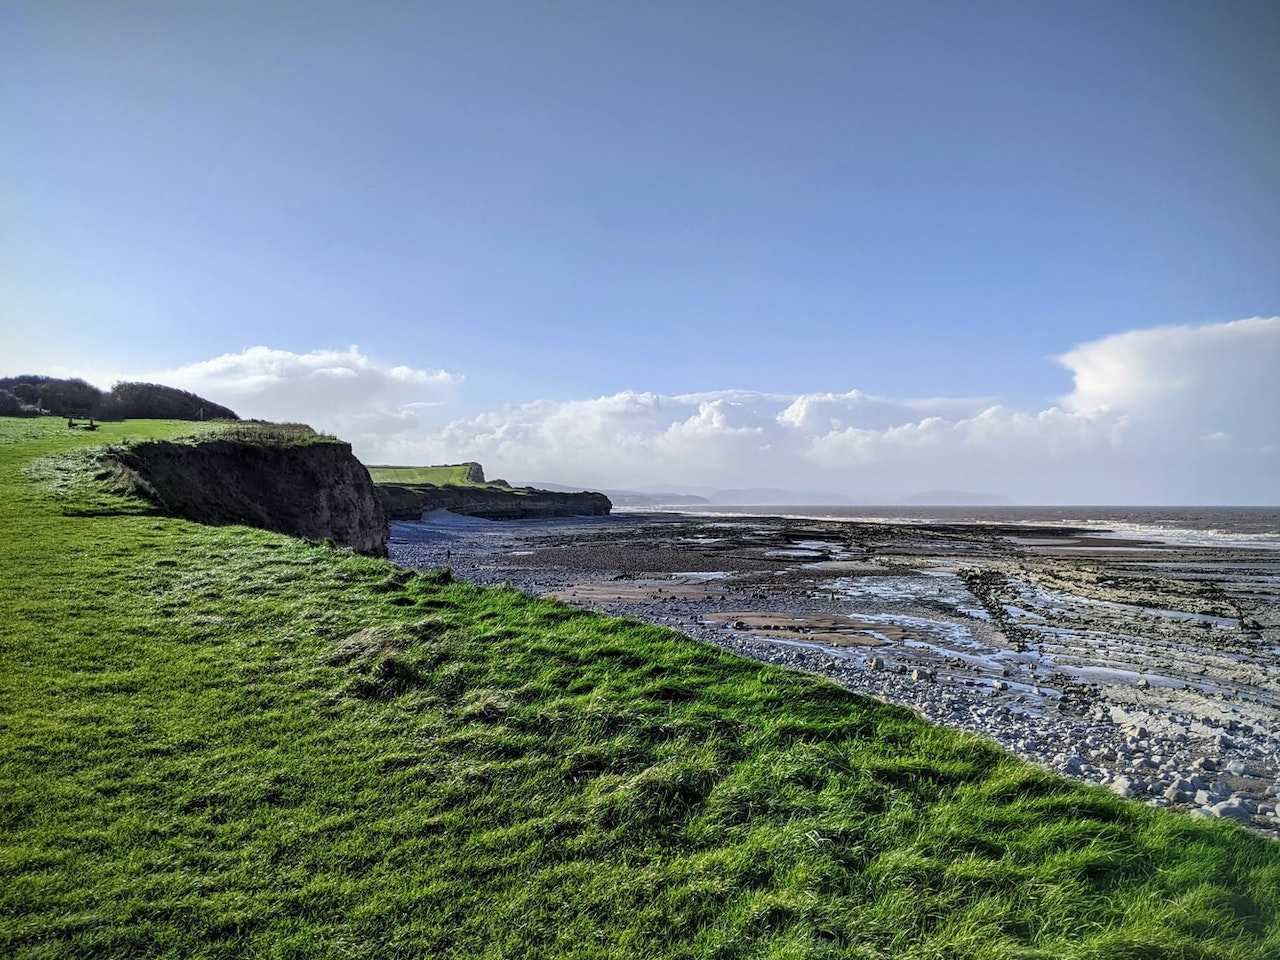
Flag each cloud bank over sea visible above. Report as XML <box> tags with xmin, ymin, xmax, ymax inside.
<box><xmin>80</xmin><ymin>317</ymin><xmax>1280</xmax><ymax>504</ymax></box>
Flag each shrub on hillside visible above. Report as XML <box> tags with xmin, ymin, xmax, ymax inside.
<box><xmin>2</xmin><ymin>378</ymin><xmax>42</xmax><ymax>406</ymax></box>
<box><xmin>0</xmin><ymin>375</ymin><xmax>238</xmax><ymax>421</ymax></box>
<box><xmin>0</xmin><ymin>388</ymin><xmax>37</xmax><ymax>416</ymax></box>
<box><xmin>98</xmin><ymin>381</ymin><xmax>239</xmax><ymax>421</ymax></box>
<box><xmin>0</xmin><ymin>376</ymin><xmax>100</xmax><ymax>415</ymax></box>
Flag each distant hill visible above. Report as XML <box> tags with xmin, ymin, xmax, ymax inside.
<box><xmin>518</xmin><ymin>481</ymin><xmax>709</xmax><ymax>507</ymax></box>
<box><xmin>499</xmin><ymin>481</ymin><xmax>1013</xmax><ymax>508</ymax></box>
<box><xmin>525</xmin><ymin>483</ymin><xmax>859</xmax><ymax>507</ymax></box>
<box><xmin>900</xmin><ymin>490</ymin><xmax>1013</xmax><ymax>506</ymax></box>
<box><xmin>708</xmin><ymin>487</ymin><xmax>855</xmax><ymax>505</ymax></box>
<box><xmin>0</xmin><ymin>375</ymin><xmax>238</xmax><ymax>421</ymax></box>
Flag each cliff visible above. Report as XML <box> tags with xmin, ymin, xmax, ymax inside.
<box><xmin>379</xmin><ymin>482</ymin><xmax>611</xmax><ymax>521</ymax></box>
<box><xmin>108</xmin><ymin>432</ymin><xmax>388</xmax><ymax>555</ymax></box>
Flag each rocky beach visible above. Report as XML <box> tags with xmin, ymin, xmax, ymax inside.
<box><xmin>392</xmin><ymin>507</ymin><xmax>1280</xmax><ymax>836</ymax></box>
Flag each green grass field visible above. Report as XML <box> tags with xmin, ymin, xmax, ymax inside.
<box><xmin>365</xmin><ymin>464</ymin><xmax>480</xmax><ymax>485</ymax></box>
<box><xmin>2</xmin><ymin>416</ymin><xmax>1278</xmax><ymax>959</ymax></box>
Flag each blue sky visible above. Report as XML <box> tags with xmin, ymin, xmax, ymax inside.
<box><xmin>3</xmin><ymin>2</ymin><xmax>1278</xmax><ymax>500</ymax></box>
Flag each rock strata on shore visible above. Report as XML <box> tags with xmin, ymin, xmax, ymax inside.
<box><xmin>379</xmin><ymin>483</ymin><xmax>611</xmax><ymax>521</ymax></box>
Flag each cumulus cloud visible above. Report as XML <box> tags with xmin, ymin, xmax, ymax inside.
<box><xmin>51</xmin><ymin>318</ymin><xmax>1278</xmax><ymax>503</ymax></box>
<box><xmin>387</xmin><ymin>391</ymin><xmax>1132</xmax><ymax>499</ymax></box>
<box><xmin>373</xmin><ymin>317</ymin><xmax>1278</xmax><ymax>503</ymax></box>
<box><xmin>1059</xmin><ymin>317</ymin><xmax>1280</xmax><ymax>439</ymax></box>
<box><xmin>776</xmin><ymin>390</ymin><xmax>993</xmax><ymax>433</ymax></box>
<box><xmin>135</xmin><ymin>345</ymin><xmax>461</xmax><ymax>444</ymax></box>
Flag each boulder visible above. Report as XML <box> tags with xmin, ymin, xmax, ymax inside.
<box><xmin>1208</xmin><ymin>800</ymin><xmax>1253</xmax><ymax>823</ymax></box>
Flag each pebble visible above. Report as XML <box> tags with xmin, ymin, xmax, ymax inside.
<box><xmin>1110</xmin><ymin>777</ymin><xmax>1137</xmax><ymax>798</ymax></box>
<box><xmin>1208</xmin><ymin>799</ymin><xmax>1254</xmax><ymax>823</ymax></box>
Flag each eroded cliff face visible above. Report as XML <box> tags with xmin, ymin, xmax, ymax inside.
<box><xmin>109</xmin><ymin>438</ymin><xmax>388</xmax><ymax>555</ymax></box>
<box><xmin>379</xmin><ymin>483</ymin><xmax>611</xmax><ymax>521</ymax></box>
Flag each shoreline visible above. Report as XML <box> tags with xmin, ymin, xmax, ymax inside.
<box><xmin>391</xmin><ymin>508</ymin><xmax>1280</xmax><ymax>835</ymax></box>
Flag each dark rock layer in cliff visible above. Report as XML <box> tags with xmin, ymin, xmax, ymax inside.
<box><xmin>109</xmin><ymin>437</ymin><xmax>388</xmax><ymax>555</ymax></box>
<box><xmin>379</xmin><ymin>482</ymin><xmax>611</xmax><ymax>521</ymax></box>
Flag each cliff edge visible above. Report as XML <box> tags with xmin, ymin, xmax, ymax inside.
<box><xmin>108</xmin><ymin>429</ymin><xmax>388</xmax><ymax>554</ymax></box>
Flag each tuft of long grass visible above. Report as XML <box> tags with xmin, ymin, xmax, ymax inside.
<box><xmin>190</xmin><ymin>420</ymin><xmax>335</xmax><ymax>446</ymax></box>
<box><xmin>1</xmin><ymin>416</ymin><xmax>1277</xmax><ymax>959</ymax></box>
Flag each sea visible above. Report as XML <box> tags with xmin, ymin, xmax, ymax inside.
<box><xmin>652</xmin><ymin>505</ymin><xmax>1280</xmax><ymax>549</ymax></box>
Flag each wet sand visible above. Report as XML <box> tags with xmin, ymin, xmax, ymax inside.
<box><xmin>391</xmin><ymin>509</ymin><xmax>1280</xmax><ymax>834</ymax></box>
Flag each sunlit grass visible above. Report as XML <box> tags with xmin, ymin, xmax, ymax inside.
<box><xmin>366</xmin><ymin>463</ymin><xmax>480</xmax><ymax>485</ymax></box>
<box><xmin>1</xmin><ymin>416</ymin><xmax>1277</xmax><ymax>958</ymax></box>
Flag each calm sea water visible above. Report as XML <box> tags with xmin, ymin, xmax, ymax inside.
<box><xmin>663</xmin><ymin>505</ymin><xmax>1280</xmax><ymax>548</ymax></box>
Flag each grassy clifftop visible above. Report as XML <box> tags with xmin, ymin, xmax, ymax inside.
<box><xmin>369</xmin><ymin>461</ymin><xmax>612</xmax><ymax>519</ymax></box>
<box><xmin>101</xmin><ymin>423</ymin><xmax>386</xmax><ymax>555</ymax></box>
<box><xmin>366</xmin><ymin>463</ymin><xmax>485</xmax><ymax>486</ymax></box>
<box><xmin>1</xmin><ymin>417</ymin><xmax>1278</xmax><ymax>958</ymax></box>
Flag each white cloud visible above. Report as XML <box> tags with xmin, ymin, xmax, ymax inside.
<box><xmin>33</xmin><ymin>318</ymin><xmax>1279</xmax><ymax>503</ymax></box>
<box><xmin>776</xmin><ymin>390</ymin><xmax>992</xmax><ymax>433</ymax></box>
<box><xmin>133</xmin><ymin>345</ymin><xmax>461</xmax><ymax>444</ymax></box>
<box><xmin>1057</xmin><ymin>318</ymin><xmax>1280</xmax><ymax>465</ymax></box>
<box><xmin>371</xmin><ymin>317</ymin><xmax>1278</xmax><ymax>503</ymax></box>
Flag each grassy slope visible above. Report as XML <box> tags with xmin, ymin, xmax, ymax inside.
<box><xmin>366</xmin><ymin>464</ymin><xmax>478</xmax><ymax>485</ymax></box>
<box><xmin>1</xmin><ymin>417</ymin><xmax>1277</xmax><ymax>960</ymax></box>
